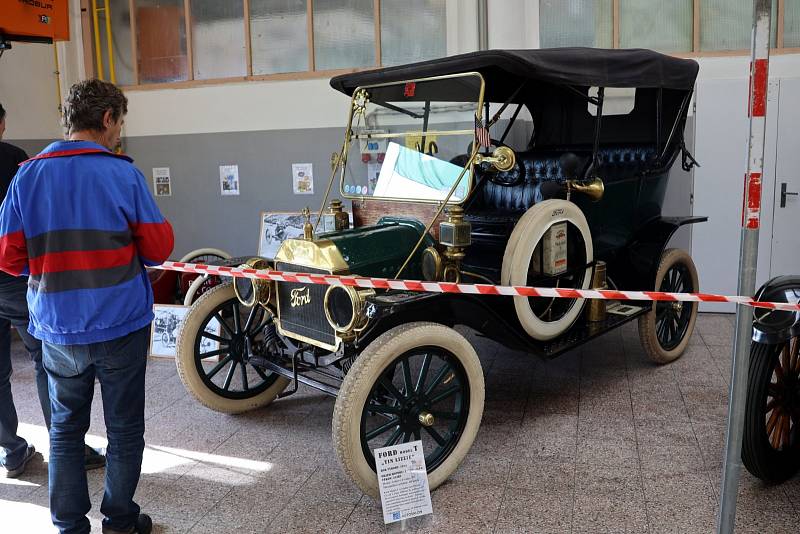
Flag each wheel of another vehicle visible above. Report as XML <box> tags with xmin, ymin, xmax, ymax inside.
<box><xmin>502</xmin><ymin>199</ymin><xmax>593</xmax><ymax>341</ymax></box>
<box><xmin>178</xmin><ymin>248</ymin><xmax>232</xmax><ymax>264</ymax></box>
<box><xmin>177</xmin><ymin>248</ymin><xmax>232</xmax><ymax>304</ymax></box>
<box><xmin>182</xmin><ymin>274</ymin><xmax>222</xmax><ymax>306</ymax></box>
<box><xmin>176</xmin><ymin>283</ymin><xmax>289</xmax><ymax>414</ymax></box>
<box><xmin>637</xmin><ymin>248</ymin><xmax>699</xmax><ymax>363</ymax></box>
<box><xmin>332</xmin><ymin>322</ymin><xmax>485</xmax><ymax>498</ymax></box>
<box><xmin>742</xmin><ymin>336</ymin><xmax>800</xmax><ymax>482</ymax></box>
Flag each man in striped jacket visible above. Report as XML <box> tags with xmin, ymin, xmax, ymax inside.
<box><xmin>0</xmin><ymin>80</ymin><xmax>174</xmax><ymax>534</ymax></box>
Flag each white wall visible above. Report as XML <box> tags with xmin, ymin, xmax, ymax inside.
<box><xmin>0</xmin><ymin>43</ymin><xmax>62</xmax><ymax>140</ymax></box>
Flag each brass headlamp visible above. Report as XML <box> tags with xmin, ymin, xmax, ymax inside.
<box><xmin>423</xmin><ymin>206</ymin><xmax>472</xmax><ymax>283</ymax></box>
<box><xmin>233</xmin><ymin>257</ymin><xmax>273</xmax><ymax>307</ymax></box>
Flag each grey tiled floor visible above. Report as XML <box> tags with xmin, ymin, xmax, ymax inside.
<box><xmin>1</xmin><ymin>313</ymin><xmax>798</xmax><ymax>533</ymax></box>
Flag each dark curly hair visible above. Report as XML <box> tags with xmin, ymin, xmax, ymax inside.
<box><xmin>0</xmin><ymin>102</ymin><xmax>5</xmax><ymax>122</ymax></box>
<box><xmin>63</xmin><ymin>79</ymin><xmax>128</xmax><ymax>133</ymax></box>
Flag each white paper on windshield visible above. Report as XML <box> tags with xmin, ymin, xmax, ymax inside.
<box><xmin>375</xmin><ymin>440</ymin><xmax>433</xmax><ymax>524</ymax></box>
<box><xmin>374</xmin><ymin>142</ymin><xmax>465</xmax><ymax>201</ymax></box>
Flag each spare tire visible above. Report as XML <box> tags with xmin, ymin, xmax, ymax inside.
<box><xmin>501</xmin><ymin>199</ymin><xmax>593</xmax><ymax>341</ymax></box>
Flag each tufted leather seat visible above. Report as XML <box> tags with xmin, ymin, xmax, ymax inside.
<box><xmin>471</xmin><ymin>145</ymin><xmax>658</xmax><ymax>213</ymax></box>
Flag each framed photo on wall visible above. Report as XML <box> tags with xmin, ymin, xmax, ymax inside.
<box><xmin>150</xmin><ymin>304</ymin><xmax>221</xmax><ymax>358</ymax></box>
<box><xmin>258</xmin><ymin>212</ymin><xmax>306</xmax><ymax>260</ymax></box>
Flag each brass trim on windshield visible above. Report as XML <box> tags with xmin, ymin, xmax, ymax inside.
<box><xmin>337</xmin><ymin>71</ymin><xmax>486</xmax><ymax>207</ymax></box>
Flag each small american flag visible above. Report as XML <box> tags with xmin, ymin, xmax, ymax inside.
<box><xmin>474</xmin><ymin>115</ymin><xmax>491</xmax><ymax>148</ymax></box>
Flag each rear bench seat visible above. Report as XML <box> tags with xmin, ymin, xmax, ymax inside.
<box><xmin>471</xmin><ymin>145</ymin><xmax>658</xmax><ymax>212</ymax></box>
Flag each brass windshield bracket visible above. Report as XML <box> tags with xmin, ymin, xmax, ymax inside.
<box><xmin>474</xmin><ymin>146</ymin><xmax>516</xmax><ymax>172</ymax></box>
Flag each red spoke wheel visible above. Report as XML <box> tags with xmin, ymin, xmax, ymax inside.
<box><xmin>742</xmin><ymin>335</ymin><xmax>800</xmax><ymax>481</ymax></box>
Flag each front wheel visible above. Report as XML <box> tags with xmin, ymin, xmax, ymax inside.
<box><xmin>176</xmin><ymin>283</ymin><xmax>289</xmax><ymax>414</ymax></box>
<box><xmin>742</xmin><ymin>336</ymin><xmax>800</xmax><ymax>481</ymax></box>
<box><xmin>332</xmin><ymin>322</ymin><xmax>485</xmax><ymax>498</ymax></box>
<box><xmin>638</xmin><ymin>248</ymin><xmax>699</xmax><ymax>363</ymax></box>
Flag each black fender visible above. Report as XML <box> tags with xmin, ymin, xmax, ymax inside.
<box><xmin>354</xmin><ymin>291</ymin><xmax>535</xmax><ymax>353</ymax></box>
<box><xmin>752</xmin><ymin>275</ymin><xmax>800</xmax><ymax>345</ymax></box>
<box><xmin>608</xmin><ymin>215</ymin><xmax>707</xmax><ymax>291</ymax></box>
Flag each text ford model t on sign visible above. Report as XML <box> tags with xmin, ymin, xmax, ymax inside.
<box><xmin>175</xmin><ymin>48</ymin><xmax>704</xmax><ymax>496</ymax></box>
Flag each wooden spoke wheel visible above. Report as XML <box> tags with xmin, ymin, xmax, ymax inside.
<box><xmin>332</xmin><ymin>322</ymin><xmax>484</xmax><ymax>498</ymax></box>
<box><xmin>742</xmin><ymin>335</ymin><xmax>800</xmax><ymax>482</ymax></box>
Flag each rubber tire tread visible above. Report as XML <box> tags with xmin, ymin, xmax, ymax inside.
<box><xmin>332</xmin><ymin>322</ymin><xmax>485</xmax><ymax>498</ymax></box>
<box><xmin>637</xmin><ymin>248</ymin><xmax>699</xmax><ymax>364</ymax></box>
<box><xmin>742</xmin><ymin>339</ymin><xmax>800</xmax><ymax>482</ymax></box>
<box><xmin>175</xmin><ymin>283</ymin><xmax>289</xmax><ymax>414</ymax></box>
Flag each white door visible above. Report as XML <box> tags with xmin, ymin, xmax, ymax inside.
<box><xmin>691</xmin><ymin>79</ymin><xmax>779</xmax><ymax>312</ymax></box>
<box><xmin>770</xmin><ymin>78</ymin><xmax>800</xmax><ymax>277</ymax></box>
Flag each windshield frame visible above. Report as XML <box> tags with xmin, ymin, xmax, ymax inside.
<box><xmin>338</xmin><ymin>71</ymin><xmax>486</xmax><ymax>206</ymax></box>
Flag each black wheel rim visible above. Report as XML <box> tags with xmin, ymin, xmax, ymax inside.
<box><xmin>655</xmin><ymin>262</ymin><xmax>694</xmax><ymax>351</ymax></box>
<box><xmin>193</xmin><ymin>298</ymin><xmax>280</xmax><ymax>399</ymax></box>
<box><xmin>360</xmin><ymin>347</ymin><xmax>470</xmax><ymax>473</ymax></box>
<box><xmin>526</xmin><ymin>222</ymin><xmax>588</xmax><ymax>322</ymax></box>
<box><xmin>764</xmin><ymin>337</ymin><xmax>800</xmax><ymax>452</ymax></box>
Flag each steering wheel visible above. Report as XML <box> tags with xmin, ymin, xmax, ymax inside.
<box><xmin>468</xmin><ymin>139</ymin><xmax>524</xmax><ymax>187</ymax></box>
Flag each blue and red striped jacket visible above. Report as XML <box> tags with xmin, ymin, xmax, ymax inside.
<box><xmin>0</xmin><ymin>141</ymin><xmax>174</xmax><ymax>345</ymax></box>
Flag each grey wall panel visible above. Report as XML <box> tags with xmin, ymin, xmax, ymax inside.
<box><xmin>10</xmin><ymin>120</ymin><xmax>695</xmax><ymax>268</ymax></box>
<box><xmin>6</xmin><ymin>139</ymin><xmax>52</xmax><ymax>159</ymax></box>
<box><xmin>125</xmin><ymin>127</ymin><xmax>347</xmax><ymax>258</ymax></box>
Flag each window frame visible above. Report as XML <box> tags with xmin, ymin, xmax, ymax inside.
<box><xmin>546</xmin><ymin>0</ymin><xmax>800</xmax><ymax>57</ymax></box>
<box><xmin>85</xmin><ymin>0</ymin><xmax>416</xmax><ymax>90</ymax></box>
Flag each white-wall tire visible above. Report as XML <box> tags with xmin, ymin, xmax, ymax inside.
<box><xmin>332</xmin><ymin>322</ymin><xmax>485</xmax><ymax>498</ymax></box>
<box><xmin>503</xmin><ymin>199</ymin><xmax>593</xmax><ymax>341</ymax></box>
<box><xmin>178</xmin><ymin>248</ymin><xmax>232</xmax><ymax>263</ymax></box>
<box><xmin>176</xmin><ymin>283</ymin><xmax>288</xmax><ymax>414</ymax></box>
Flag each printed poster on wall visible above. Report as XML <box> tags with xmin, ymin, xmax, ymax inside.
<box><xmin>153</xmin><ymin>167</ymin><xmax>171</xmax><ymax>197</ymax></box>
<box><xmin>220</xmin><ymin>164</ymin><xmax>240</xmax><ymax>196</ymax></box>
<box><xmin>292</xmin><ymin>163</ymin><xmax>314</xmax><ymax>195</ymax></box>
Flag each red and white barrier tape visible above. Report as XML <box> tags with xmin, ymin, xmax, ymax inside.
<box><xmin>155</xmin><ymin>261</ymin><xmax>800</xmax><ymax>312</ymax></box>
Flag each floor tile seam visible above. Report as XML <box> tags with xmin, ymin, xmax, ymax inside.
<box><xmin>622</xmin><ymin>340</ymin><xmax>654</xmax><ymax>534</ymax></box>
<box><xmin>334</xmin><ymin>499</ymin><xmax>361</xmax><ymax>534</ymax></box>
<box><xmin>569</xmin><ymin>356</ymin><xmax>583</xmax><ymax>534</ymax></box>
<box><xmin>260</xmin><ymin>464</ymin><xmax>321</xmax><ymax>531</ymax></box>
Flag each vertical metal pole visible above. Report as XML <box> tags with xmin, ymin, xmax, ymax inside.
<box><xmin>717</xmin><ymin>1</ymin><xmax>772</xmax><ymax>533</ymax></box>
<box><xmin>477</xmin><ymin>0</ymin><xmax>488</xmax><ymax>51</ymax></box>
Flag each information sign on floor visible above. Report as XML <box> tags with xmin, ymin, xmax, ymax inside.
<box><xmin>375</xmin><ymin>440</ymin><xmax>433</xmax><ymax>524</ymax></box>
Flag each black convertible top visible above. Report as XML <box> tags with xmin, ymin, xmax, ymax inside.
<box><xmin>330</xmin><ymin>48</ymin><xmax>699</xmax><ymax>100</ymax></box>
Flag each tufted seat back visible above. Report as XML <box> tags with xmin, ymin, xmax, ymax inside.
<box><xmin>473</xmin><ymin>145</ymin><xmax>658</xmax><ymax>212</ymax></box>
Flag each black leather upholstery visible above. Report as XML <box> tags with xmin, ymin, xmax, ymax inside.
<box><xmin>471</xmin><ymin>145</ymin><xmax>658</xmax><ymax>213</ymax></box>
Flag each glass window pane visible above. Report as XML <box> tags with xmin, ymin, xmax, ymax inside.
<box><xmin>784</xmin><ymin>0</ymin><xmax>800</xmax><ymax>48</ymax></box>
<box><xmin>539</xmin><ymin>0</ymin><xmax>612</xmax><ymax>49</ymax></box>
<box><xmin>249</xmin><ymin>0</ymin><xmax>308</xmax><ymax>75</ymax></box>
<box><xmin>190</xmin><ymin>0</ymin><xmax>246</xmax><ymax>80</ymax></box>
<box><xmin>97</xmin><ymin>0</ymin><xmax>136</xmax><ymax>85</ymax></box>
<box><xmin>701</xmin><ymin>0</ymin><xmax>777</xmax><ymax>51</ymax></box>
<box><xmin>619</xmin><ymin>0</ymin><xmax>692</xmax><ymax>52</ymax></box>
<box><xmin>380</xmin><ymin>0</ymin><xmax>446</xmax><ymax>67</ymax></box>
<box><xmin>134</xmin><ymin>0</ymin><xmax>189</xmax><ymax>83</ymax></box>
<box><xmin>313</xmin><ymin>0</ymin><xmax>375</xmax><ymax>70</ymax></box>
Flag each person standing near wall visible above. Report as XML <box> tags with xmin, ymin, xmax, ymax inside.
<box><xmin>0</xmin><ymin>104</ymin><xmax>107</xmax><ymax>480</ymax></box>
<box><xmin>0</xmin><ymin>82</ymin><xmax>174</xmax><ymax>534</ymax></box>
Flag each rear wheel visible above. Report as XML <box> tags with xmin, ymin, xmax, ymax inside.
<box><xmin>638</xmin><ymin>248</ymin><xmax>699</xmax><ymax>363</ymax></box>
<box><xmin>742</xmin><ymin>336</ymin><xmax>800</xmax><ymax>481</ymax></box>
<box><xmin>332</xmin><ymin>322</ymin><xmax>484</xmax><ymax>498</ymax></box>
<box><xmin>176</xmin><ymin>283</ymin><xmax>288</xmax><ymax>414</ymax></box>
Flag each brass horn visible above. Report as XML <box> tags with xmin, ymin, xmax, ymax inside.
<box><xmin>567</xmin><ymin>177</ymin><xmax>605</xmax><ymax>202</ymax></box>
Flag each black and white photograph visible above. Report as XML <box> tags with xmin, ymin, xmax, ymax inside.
<box><xmin>257</xmin><ymin>211</ymin><xmax>305</xmax><ymax>259</ymax></box>
<box><xmin>150</xmin><ymin>304</ymin><xmax>220</xmax><ymax>358</ymax></box>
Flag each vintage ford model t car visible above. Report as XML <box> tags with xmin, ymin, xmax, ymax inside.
<box><xmin>175</xmin><ymin>48</ymin><xmax>704</xmax><ymax>496</ymax></box>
